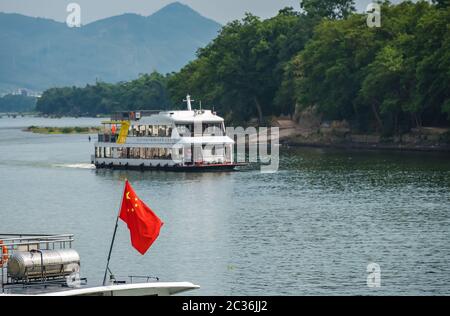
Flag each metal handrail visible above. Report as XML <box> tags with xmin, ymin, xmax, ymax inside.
<box><xmin>0</xmin><ymin>234</ymin><xmax>74</xmax><ymax>247</ymax></box>
<box><xmin>111</xmin><ymin>275</ymin><xmax>160</xmax><ymax>284</ymax></box>
<box><xmin>0</xmin><ymin>233</ymin><xmax>74</xmax><ymax>238</ymax></box>
<box><xmin>0</xmin><ymin>233</ymin><xmax>74</xmax><ymax>239</ymax></box>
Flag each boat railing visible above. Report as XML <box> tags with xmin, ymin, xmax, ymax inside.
<box><xmin>98</xmin><ymin>133</ymin><xmax>118</xmax><ymax>143</ymax></box>
<box><xmin>0</xmin><ymin>233</ymin><xmax>74</xmax><ymax>250</ymax></box>
<box><xmin>97</xmin><ymin>135</ymin><xmax>178</xmax><ymax>144</ymax></box>
<box><xmin>110</xmin><ymin>110</ymin><xmax>162</xmax><ymax>121</ymax></box>
<box><xmin>109</xmin><ymin>275</ymin><xmax>160</xmax><ymax>285</ymax></box>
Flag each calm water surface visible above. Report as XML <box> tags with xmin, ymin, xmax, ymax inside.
<box><xmin>0</xmin><ymin>117</ymin><xmax>449</xmax><ymax>295</ymax></box>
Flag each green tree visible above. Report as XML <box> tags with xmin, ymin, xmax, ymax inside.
<box><xmin>36</xmin><ymin>71</ymin><xmax>172</xmax><ymax>116</ymax></box>
<box><xmin>300</xmin><ymin>0</ymin><xmax>356</xmax><ymax>19</ymax></box>
<box><xmin>0</xmin><ymin>94</ymin><xmax>36</xmax><ymax>112</ymax></box>
<box><xmin>169</xmin><ymin>8</ymin><xmax>316</xmax><ymax>123</ymax></box>
<box><xmin>290</xmin><ymin>1</ymin><xmax>450</xmax><ymax>133</ymax></box>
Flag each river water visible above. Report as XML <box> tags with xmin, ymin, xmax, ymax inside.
<box><xmin>0</xmin><ymin>117</ymin><xmax>449</xmax><ymax>295</ymax></box>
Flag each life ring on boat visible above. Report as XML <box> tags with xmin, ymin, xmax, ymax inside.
<box><xmin>0</xmin><ymin>241</ymin><xmax>8</xmax><ymax>267</ymax></box>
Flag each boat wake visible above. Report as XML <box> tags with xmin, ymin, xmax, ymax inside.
<box><xmin>54</xmin><ymin>163</ymin><xmax>96</xmax><ymax>169</ymax></box>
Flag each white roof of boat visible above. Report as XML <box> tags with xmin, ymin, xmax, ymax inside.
<box><xmin>137</xmin><ymin>110</ymin><xmax>224</xmax><ymax>125</ymax></box>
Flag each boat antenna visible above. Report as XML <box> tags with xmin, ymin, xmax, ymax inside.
<box><xmin>183</xmin><ymin>94</ymin><xmax>194</xmax><ymax>111</ymax></box>
<box><xmin>199</xmin><ymin>100</ymin><xmax>202</xmax><ymax>111</ymax></box>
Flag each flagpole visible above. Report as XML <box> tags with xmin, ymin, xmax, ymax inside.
<box><xmin>102</xmin><ymin>214</ymin><xmax>119</xmax><ymax>286</ymax></box>
<box><xmin>102</xmin><ymin>180</ymin><xmax>127</xmax><ymax>286</ymax></box>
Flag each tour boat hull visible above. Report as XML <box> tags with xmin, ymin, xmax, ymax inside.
<box><xmin>94</xmin><ymin>161</ymin><xmax>241</xmax><ymax>172</ymax></box>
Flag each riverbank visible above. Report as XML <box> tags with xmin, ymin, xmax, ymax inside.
<box><xmin>276</xmin><ymin>119</ymin><xmax>450</xmax><ymax>153</ymax></box>
<box><xmin>25</xmin><ymin>126</ymin><xmax>101</xmax><ymax>134</ymax></box>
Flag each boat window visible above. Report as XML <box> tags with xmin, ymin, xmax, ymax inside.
<box><xmin>142</xmin><ymin>125</ymin><xmax>149</xmax><ymax>137</ymax></box>
<box><xmin>129</xmin><ymin>147</ymin><xmax>139</xmax><ymax>159</ymax></box>
<box><xmin>130</xmin><ymin>125</ymin><xmax>150</xmax><ymax>137</ymax></box>
<box><xmin>115</xmin><ymin>147</ymin><xmax>126</xmax><ymax>159</ymax></box>
<box><xmin>176</xmin><ymin>124</ymin><xmax>193</xmax><ymax>137</ymax></box>
<box><xmin>145</xmin><ymin>126</ymin><xmax>151</xmax><ymax>137</ymax></box>
<box><xmin>99</xmin><ymin>146</ymin><xmax>175</xmax><ymax>160</ymax></box>
<box><xmin>140</xmin><ymin>125</ymin><xmax>172</xmax><ymax>137</ymax></box>
<box><xmin>138</xmin><ymin>125</ymin><xmax>146</xmax><ymax>137</ymax></box>
<box><xmin>146</xmin><ymin>148</ymin><xmax>152</xmax><ymax>158</ymax></box>
<box><xmin>158</xmin><ymin>126</ymin><xmax>165</xmax><ymax>137</ymax></box>
<box><xmin>203</xmin><ymin>123</ymin><xmax>224</xmax><ymax>136</ymax></box>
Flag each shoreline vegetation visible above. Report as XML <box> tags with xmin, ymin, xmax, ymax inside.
<box><xmin>21</xmin><ymin>119</ymin><xmax>450</xmax><ymax>152</ymax></box>
<box><xmin>276</xmin><ymin>119</ymin><xmax>450</xmax><ymax>152</ymax></box>
<box><xmin>25</xmin><ymin>126</ymin><xmax>101</xmax><ymax>134</ymax></box>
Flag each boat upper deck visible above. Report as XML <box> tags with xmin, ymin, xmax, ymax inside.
<box><xmin>111</xmin><ymin>109</ymin><xmax>224</xmax><ymax>125</ymax></box>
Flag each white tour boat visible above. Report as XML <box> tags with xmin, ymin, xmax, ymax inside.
<box><xmin>0</xmin><ymin>234</ymin><xmax>199</xmax><ymax>296</ymax></box>
<box><xmin>92</xmin><ymin>95</ymin><xmax>240</xmax><ymax>171</ymax></box>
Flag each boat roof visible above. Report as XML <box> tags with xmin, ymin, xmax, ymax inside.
<box><xmin>109</xmin><ymin>95</ymin><xmax>224</xmax><ymax>125</ymax></box>
<box><xmin>136</xmin><ymin>110</ymin><xmax>224</xmax><ymax>125</ymax></box>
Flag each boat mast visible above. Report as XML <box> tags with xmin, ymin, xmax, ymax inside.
<box><xmin>183</xmin><ymin>94</ymin><xmax>194</xmax><ymax>111</ymax></box>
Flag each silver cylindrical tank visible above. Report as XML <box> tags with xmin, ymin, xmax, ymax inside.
<box><xmin>7</xmin><ymin>249</ymin><xmax>80</xmax><ymax>280</ymax></box>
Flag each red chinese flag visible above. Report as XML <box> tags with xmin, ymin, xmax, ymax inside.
<box><xmin>119</xmin><ymin>180</ymin><xmax>164</xmax><ymax>255</ymax></box>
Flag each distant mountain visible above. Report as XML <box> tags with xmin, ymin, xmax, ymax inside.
<box><xmin>0</xmin><ymin>2</ymin><xmax>221</xmax><ymax>93</ymax></box>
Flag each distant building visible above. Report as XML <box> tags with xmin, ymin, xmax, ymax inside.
<box><xmin>7</xmin><ymin>88</ymin><xmax>41</xmax><ymax>98</ymax></box>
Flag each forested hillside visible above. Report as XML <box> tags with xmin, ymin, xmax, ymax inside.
<box><xmin>168</xmin><ymin>0</ymin><xmax>450</xmax><ymax>133</ymax></box>
<box><xmin>36</xmin><ymin>73</ymin><xmax>170</xmax><ymax>116</ymax></box>
<box><xmin>36</xmin><ymin>0</ymin><xmax>450</xmax><ymax>135</ymax></box>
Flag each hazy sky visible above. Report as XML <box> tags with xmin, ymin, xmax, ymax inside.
<box><xmin>0</xmin><ymin>0</ymin><xmax>398</xmax><ymax>24</ymax></box>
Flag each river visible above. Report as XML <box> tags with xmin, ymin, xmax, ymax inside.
<box><xmin>0</xmin><ymin>117</ymin><xmax>449</xmax><ymax>295</ymax></box>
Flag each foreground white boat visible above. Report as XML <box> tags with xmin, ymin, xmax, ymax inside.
<box><xmin>1</xmin><ymin>282</ymin><xmax>199</xmax><ymax>297</ymax></box>
<box><xmin>0</xmin><ymin>234</ymin><xmax>199</xmax><ymax>296</ymax></box>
